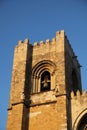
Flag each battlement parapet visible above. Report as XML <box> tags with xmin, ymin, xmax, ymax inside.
<box><xmin>33</xmin><ymin>30</ymin><xmax>65</xmax><ymax>48</ymax></box>
<box><xmin>34</xmin><ymin>42</ymin><xmax>39</xmax><ymax>46</ymax></box>
<box><xmin>71</xmin><ymin>90</ymin><xmax>87</xmax><ymax>99</ymax></box>
<box><xmin>24</xmin><ymin>38</ymin><xmax>29</xmax><ymax>44</ymax></box>
<box><xmin>16</xmin><ymin>38</ymin><xmax>33</xmax><ymax>52</ymax></box>
<box><xmin>56</xmin><ymin>30</ymin><xmax>65</xmax><ymax>38</ymax></box>
<box><xmin>18</xmin><ymin>38</ymin><xmax>29</xmax><ymax>45</ymax></box>
<box><xmin>16</xmin><ymin>30</ymin><xmax>65</xmax><ymax>48</ymax></box>
<box><xmin>46</xmin><ymin>39</ymin><xmax>50</xmax><ymax>44</ymax></box>
<box><xmin>52</xmin><ymin>38</ymin><xmax>56</xmax><ymax>44</ymax></box>
<box><xmin>33</xmin><ymin>38</ymin><xmax>54</xmax><ymax>47</ymax></box>
<box><xmin>40</xmin><ymin>40</ymin><xmax>45</xmax><ymax>45</ymax></box>
<box><xmin>16</xmin><ymin>30</ymin><xmax>79</xmax><ymax>54</ymax></box>
<box><xmin>33</xmin><ymin>39</ymin><xmax>51</xmax><ymax>47</ymax></box>
<box><xmin>14</xmin><ymin>38</ymin><xmax>31</xmax><ymax>62</ymax></box>
<box><xmin>18</xmin><ymin>40</ymin><xmax>23</xmax><ymax>45</ymax></box>
<box><xmin>16</xmin><ymin>31</ymin><xmax>82</xmax><ymax>68</ymax></box>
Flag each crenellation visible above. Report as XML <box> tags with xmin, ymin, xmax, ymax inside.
<box><xmin>51</xmin><ymin>37</ymin><xmax>56</xmax><ymax>44</ymax></box>
<box><xmin>46</xmin><ymin>39</ymin><xmax>50</xmax><ymax>44</ymax></box>
<box><xmin>40</xmin><ymin>40</ymin><xmax>45</xmax><ymax>45</ymax></box>
<box><xmin>71</xmin><ymin>91</ymin><xmax>78</xmax><ymax>98</ymax></box>
<box><xmin>82</xmin><ymin>90</ymin><xmax>87</xmax><ymax>96</ymax></box>
<box><xmin>7</xmin><ymin>30</ymin><xmax>87</xmax><ymax>130</ymax></box>
<box><xmin>56</xmin><ymin>30</ymin><xmax>65</xmax><ymax>39</ymax></box>
<box><xmin>71</xmin><ymin>91</ymin><xmax>75</xmax><ymax>98</ymax></box>
<box><xmin>34</xmin><ymin>42</ymin><xmax>39</xmax><ymax>46</ymax></box>
<box><xmin>56</xmin><ymin>30</ymin><xmax>65</xmax><ymax>36</ymax></box>
<box><xmin>18</xmin><ymin>38</ymin><xmax>29</xmax><ymax>46</ymax></box>
<box><xmin>24</xmin><ymin>38</ymin><xmax>29</xmax><ymax>44</ymax></box>
<box><xmin>18</xmin><ymin>40</ymin><xmax>23</xmax><ymax>45</ymax></box>
<box><xmin>33</xmin><ymin>30</ymin><xmax>65</xmax><ymax>50</ymax></box>
<box><xmin>71</xmin><ymin>90</ymin><xmax>87</xmax><ymax>99</ymax></box>
<box><xmin>77</xmin><ymin>90</ymin><xmax>81</xmax><ymax>97</ymax></box>
<box><xmin>56</xmin><ymin>31</ymin><xmax>60</xmax><ymax>35</ymax></box>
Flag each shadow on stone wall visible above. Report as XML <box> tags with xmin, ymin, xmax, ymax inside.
<box><xmin>21</xmin><ymin>44</ymin><xmax>33</xmax><ymax>130</ymax></box>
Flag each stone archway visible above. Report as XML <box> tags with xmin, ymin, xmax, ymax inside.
<box><xmin>73</xmin><ymin>109</ymin><xmax>87</xmax><ymax>130</ymax></box>
<box><xmin>32</xmin><ymin>60</ymin><xmax>56</xmax><ymax>93</ymax></box>
<box><xmin>77</xmin><ymin>113</ymin><xmax>87</xmax><ymax>130</ymax></box>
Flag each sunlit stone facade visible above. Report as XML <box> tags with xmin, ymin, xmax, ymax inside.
<box><xmin>7</xmin><ymin>30</ymin><xmax>87</xmax><ymax>130</ymax></box>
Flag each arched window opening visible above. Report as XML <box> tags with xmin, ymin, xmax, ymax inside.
<box><xmin>72</xmin><ymin>70</ymin><xmax>79</xmax><ymax>94</ymax></box>
<box><xmin>32</xmin><ymin>60</ymin><xmax>56</xmax><ymax>94</ymax></box>
<box><xmin>41</xmin><ymin>71</ymin><xmax>51</xmax><ymax>92</ymax></box>
<box><xmin>77</xmin><ymin>114</ymin><xmax>87</xmax><ymax>130</ymax></box>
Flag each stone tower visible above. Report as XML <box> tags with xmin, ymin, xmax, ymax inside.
<box><xmin>7</xmin><ymin>30</ymin><xmax>87</xmax><ymax>130</ymax></box>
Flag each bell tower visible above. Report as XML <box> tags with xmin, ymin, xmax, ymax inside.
<box><xmin>7</xmin><ymin>30</ymin><xmax>82</xmax><ymax>130</ymax></box>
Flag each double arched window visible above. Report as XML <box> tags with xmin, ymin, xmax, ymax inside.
<box><xmin>32</xmin><ymin>60</ymin><xmax>56</xmax><ymax>93</ymax></box>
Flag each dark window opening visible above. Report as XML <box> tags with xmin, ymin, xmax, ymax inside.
<box><xmin>41</xmin><ymin>71</ymin><xmax>50</xmax><ymax>92</ymax></box>
<box><xmin>72</xmin><ymin>70</ymin><xmax>79</xmax><ymax>94</ymax></box>
<box><xmin>77</xmin><ymin>114</ymin><xmax>87</xmax><ymax>130</ymax></box>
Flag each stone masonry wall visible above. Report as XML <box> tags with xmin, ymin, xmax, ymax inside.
<box><xmin>71</xmin><ymin>90</ymin><xmax>87</xmax><ymax>130</ymax></box>
<box><xmin>65</xmin><ymin>36</ymin><xmax>82</xmax><ymax>94</ymax></box>
<box><xmin>7</xmin><ymin>30</ymin><xmax>84</xmax><ymax>130</ymax></box>
<box><xmin>28</xmin><ymin>91</ymin><xmax>67</xmax><ymax>130</ymax></box>
<box><xmin>7</xmin><ymin>39</ymin><xmax>29</xmax><ymax>130</ymax></box>
<box><xmin>32</xmin><ymin>30</ymin><xmax>65</xmax><ymax>93</ymax></box>
<box><xmin>27</xmin><ymin>30</ymin><xmax>68</xmax><ymax>130</ymax></box>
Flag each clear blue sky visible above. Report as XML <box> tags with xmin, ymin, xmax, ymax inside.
<box><xmin>0</xmin><ymin>0</ymin><xmax>87</xmax><ymax>129</ymax></box>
